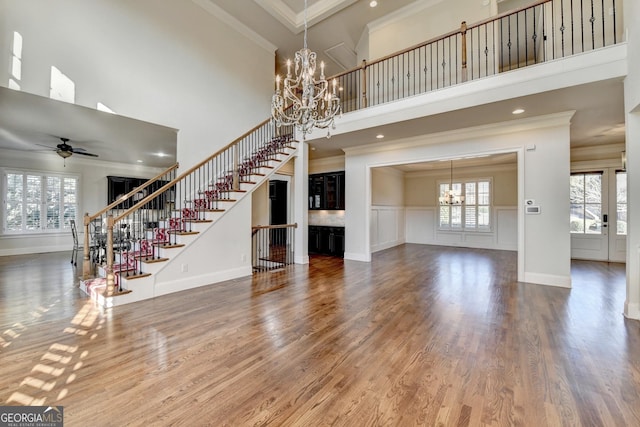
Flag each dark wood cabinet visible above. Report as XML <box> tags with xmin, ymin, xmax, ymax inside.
<box><xmin>107</xmin><ymin>176</ymin><xmax>169</xmax><ymax>209</ymax></box>
<box><xmin>309</xmin><ymin>226</ymin><xmax>344</xmax><ymax>257</ymax></box>
<box><xmin>309</xmin><ymin>171</ymin><xmax>344</xmax><ymax>210</ymax></box>
<box><xmin>309</xmin><ymin>175</ymin><xmax>325</xmax><ymax>209</ymax></box>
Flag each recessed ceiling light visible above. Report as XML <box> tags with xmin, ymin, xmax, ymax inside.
<box><xmin>137</xmin><ymin>159</ymin><xmax>143</xmax><ymax>163</ymax></box>
<box><xmin>512</xmin><ymin>108</ymin><xmax>525</xmax><ymax>115</ymax></box>
<box><xmin>310</xmin><ymin>146</ymin><xmax>316</xmax><ymax>151</ymax></box>
<box><xmin>376</xmin><ymin>134</ymin><xmax>384</xmax><ymax>139</ymax></box>
<box><xmin>155</xmin><ymin>152</ymin><xmax>168</xmax><ymax>158</ymax></box>
<box><xmin>370</xmin><ymin>1</ymin><xmax>378</xmax><ymax>7</ymax></box>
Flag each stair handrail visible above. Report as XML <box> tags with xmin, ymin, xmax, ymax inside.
<box><xmin>82</xmin><ymin>162</ymin><xmax>179</xmax><ymax>279</ymax></box>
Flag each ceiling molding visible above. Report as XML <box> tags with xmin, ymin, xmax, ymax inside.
<box><xmin>254</xmin><ymin>0</ymin><xmax>358</xmax><ymax>34</ymax></box>
<box><xmin>367</xmin><ymin>0</ymin><xmax>444</xmax><ymax>34</ymax></box>
<box><xmin>324</xmin><ymin>42</ymin><xmax>357</xmax><ymax>71</ymax></box>
<box><xmin>192</xmin><ymin>0</ymin><xmax>277</xmax><ymax>53</ymax></box>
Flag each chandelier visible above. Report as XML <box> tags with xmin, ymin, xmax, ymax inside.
<box><xmin>271</xmin><ymin>0</ymin><xmax>341</xmax><ymax>138</ymax></box>
<box><xmin>439</xmin><ymin>160</ymin><xmax>465</xmax><ymax>205</ymax></box>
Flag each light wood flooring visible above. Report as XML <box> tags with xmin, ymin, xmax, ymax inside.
<box><xmin>0</xmin><ymin>245</ymin><xmax>639</xmax><ymax>426</ymax></box>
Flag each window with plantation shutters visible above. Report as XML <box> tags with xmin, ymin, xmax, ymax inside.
<box><xmin>3</xmin><ymin>170</ymin><xmax>79</xmax><ymax>234</ymax></box>
<box><xmin>438</xmin><ymin>179</ymin><xmax>491</xmax><ymax>231</ymax></box>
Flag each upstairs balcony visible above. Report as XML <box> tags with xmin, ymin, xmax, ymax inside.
<box><xmin>304</xmin><ymin>0</ymin><xmax>625</xmax><ymax>156</ymax></box>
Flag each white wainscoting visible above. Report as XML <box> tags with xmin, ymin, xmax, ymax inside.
<box><xmin>370</xmin><ymin>206</ymin><xmax>406</xmax><ymax>253</ymax></box>
<box><xmin>405</xmin><ymin>206</ymin><xmax>517</xmax><ymax>251</ymax></box>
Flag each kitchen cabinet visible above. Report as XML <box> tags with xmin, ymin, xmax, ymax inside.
<box><xmin>308</xmin><ymin>226</ymin><xmax>344</xmax><ymax>257</ymax></box>
<box><xmin>308</xmin><ymin>171</ymin><xmax>344</xmax><ymax>210</ymax></box>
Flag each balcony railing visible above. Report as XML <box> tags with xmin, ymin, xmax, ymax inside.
<box><xmin>333</xmin><ymin>0</ymin><xmax>621</xmax><ymax>114</ymax></box>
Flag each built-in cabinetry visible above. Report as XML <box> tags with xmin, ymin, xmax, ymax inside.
<box><xmin>308</xmin><ymin>171</ymin><xmax>345</xmax><ymax>210</ymax></box>
<box><xmin>107</xmin><ymin>176</ymin><xmax>170</xmax><ymax>209</ymax></box>
<box><xmin>309</xmin><ymin>226</ymin><xmax>345</xmax><ymax>257</ymax></box>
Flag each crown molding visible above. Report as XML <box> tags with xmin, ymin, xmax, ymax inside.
<box><xmin>254</xmin><ymin>0</ymin><xmax>357</xmax><ymax>34</ymax></box>
<box><xmin>191</xmin><ymin>0</ymin><xmax>277</xmax><ymax>54</ymax></box>
<box><xmin>343</xmin><ymin>111</ymin><xmax>576</xmax><ymax>157</ymax></box>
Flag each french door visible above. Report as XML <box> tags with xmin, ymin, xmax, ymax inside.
<box><xmin>570</xmin><ymin>169</ymin><xmax>627</xmax><ymax>262</ymax></box>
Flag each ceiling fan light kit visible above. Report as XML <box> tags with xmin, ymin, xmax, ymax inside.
<box><xmin>38</xmin><ymin>137</ymin><xmax>99</xmax><ymax>161</ymax></box>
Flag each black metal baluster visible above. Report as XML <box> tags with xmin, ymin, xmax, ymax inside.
<box><xmin>612</xmin><ymin>0</ymin><xmax>616</xmax><ymax>43</ymax></box>
<box><xmin>532</xmin><ymin>7</ymin><xmax>538</xmax><ymax>63</ymax></box>
<box><xmin>560</xmin><ymin>0</ymin><xmax>566</xmax><ymax>57</ymax></box>
<box><xmin>600</xmin><ymin>0</ymin><xmax>605</xmax><ymax>47</ymax></box>
<box><xmin>580</xmin><ymin>0</ymin><xmax>585</xmax><ymax>51</ymax></box>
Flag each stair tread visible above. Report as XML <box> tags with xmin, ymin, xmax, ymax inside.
<box><xmin>121</xmin><ymin>273</ymin><xmax>152</xmax><ymax>280</ymax></box>
<box><xmin>140</xmin><ymin>257</ymin><xmax>169</xmax><ymax>264</ymax></box>
<box><xmin>153</xmin><ymin>243</ymin><xmax>186</xmax><ymax>249</ymax></box>
<box><xmin>169</xmin><ymin>230</ymin><xmax>199</xmax><ymax>235</ymax></box>
<box><xmin>184</xmin><ymin>218</ymin><xmax>216</xmax><ymax>221</ymax></box>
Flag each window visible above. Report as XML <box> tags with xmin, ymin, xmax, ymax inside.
<box><xmin>3</xmin><ymin>170</ymin><xmax>78</xmax><ymax>234</ymax></box>
<box><xmin>616</xmin><ymin>171</ymin><xmax>627</xmax><ymax>235</ymax></box>
<box><xmin>438</xmin><ymin>179</ymin><xmax>491</xmax><ymax>230</ymax></box>
<box><xmin>570</xmin><ymin>172</ymin><xmax>602</xmax><ymax>234</ymax></box>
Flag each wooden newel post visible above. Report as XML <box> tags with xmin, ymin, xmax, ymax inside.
<box><xmin>361</xmin><ymin>59</ymin><xmax>368</xmax><ymax>109</ymax></box>
<box><xmin>460</xmin><ymin>21</ymin><xmax>468</xmax><ymax>82</ymax></box>
<box><xmin>82</xmin><ymin>213</ymin><xmax>91</xmax><ymax>280</ymax></box>
<box><xmin>105</xmin><ymin>215</ymin><xmax>115</xmax><ymax>296</ymax></box>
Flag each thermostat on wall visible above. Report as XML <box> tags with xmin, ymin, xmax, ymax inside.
<box><xmin>525</xmin><ymin>205</ymin><xmax>541</xmax><ymax>214</ymax></box>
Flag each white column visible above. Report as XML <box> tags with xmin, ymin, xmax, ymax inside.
<box><xmin>294</xmin><ymin>140</ymin><xmax>309</xmax><ymax>264</ymax></box>
<box><xmin>624</xmin><ymin>0</ymin><xmax>640</xmax><ymax>320</ymax></box>
<box><xmin>625</xmin><ymin>113</ymin><xmax>640</xmax><ymax>320</ymax></box>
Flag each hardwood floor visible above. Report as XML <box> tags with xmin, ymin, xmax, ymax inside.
<box><xmin>0</xmin><ymin>246</ymin><xmax>639</xmax><ymax>426</ymax></box>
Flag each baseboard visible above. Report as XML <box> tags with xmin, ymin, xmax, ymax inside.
<box><xmin>344</xmin><ymin>252</ymin><xmax>371</xmax><ymax>262</ymax></box>
<box><xmin>624</xmin><ymin>301</ymin><xmax>640</xmax><ymax>321</ymax></box>
<box><xmin>294</xmin><ymin>255</ymin><xmax>309</xmax><ymax>265</ymax></box>
<box><xmin>523</xmin><ymin>272</ymin><xmax>572</xmax><ymax>288</ymax></box>
<box><xmin>154</xmin><ymin>265</ymin><xmax>253</xmax><ymax>297</ymax></box>
<box><xmin>371</xmin><ymin>240</ymin><xmax>405</xmax><ymax>253</ymax></box>
<box><xmin>0</xmin><ymin>246</ymin><xmax>68</xmax><ymax>256</ymax></box>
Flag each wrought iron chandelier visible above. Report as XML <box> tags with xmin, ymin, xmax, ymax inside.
<box><xmin>271</xmin><ymin>0</ymin><xmax>341</xmax><ymax>138</ymax></box>
<box><xmin>439</xmin><ymin>160</ymin><xmax>465</xmax><ymax>205</ymax></box>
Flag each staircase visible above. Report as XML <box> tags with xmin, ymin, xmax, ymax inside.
<box><xmin>78</xmin><ymin>0</ymin><xmax>622</xmax><ymax>307</ymax></box>
<box><xmin>80</xmin><ymin>121</ymin><xmax>296</xmax><ymax>307</ymax></box>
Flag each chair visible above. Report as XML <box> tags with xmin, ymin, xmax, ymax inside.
<box><xmin>70</xmin><ymin>219</ymin><xmax>80</xmax><ymax>266</ymax></box>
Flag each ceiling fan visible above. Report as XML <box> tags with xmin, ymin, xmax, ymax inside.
<box><xmin>38</xmin><ymin>137</ymin><xmax>99</xmax><ymax>159</ymax></box>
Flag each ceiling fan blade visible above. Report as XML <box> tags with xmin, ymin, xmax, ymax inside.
<box><xmin>73</xmin><ymin>151</ymin><xmax>99</xmax><ymax>157</ymax></box>
<box><xmin>36</xmin><ymin>143</ymin><xmax>57</xmax><ymax>150</ymax></box>
<box><xmin>70</xmin><ymin>147</ymin><xmax>87</xmax><ymax>152</ymax></box>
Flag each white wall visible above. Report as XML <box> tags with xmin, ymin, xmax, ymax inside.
<box><xmin>251</xmin><ymin>181</ymin><xmax>269</xmax><ymax>227</ymax></box>
<box><xmin>0</xmin><ymin>148</ymin><xmax>164</xmax><ymax>255</ymax></box>
<box><xmin>0</xmin><ymin>0</ymin><xmax>275</xmax><ymax>171</ymax></box>
<box><xmin>344</xmin><ymin>112</ymin><xmax>572</xmax><ymax>288</ymax></box>
<box><xmin>364</xmin><ymin>0</ymin><xmax>494</xmax><ymax>60</ymax></box>
<box><xmin>154</xmin><ymin>196</ymin><xmax>252</xmax><ymax>296</ymax></box>
<box><xmin>309</xmin><ymin>156</ymin><xmax>345</xmax><ymax>174</ymax></box>
<box><xmin>370</xmin><ymin>166</ymin><xmax>405</xmax><ymax>252</ymax></box>
<box><xmin>624</xmin><ymin>0</ymin><xmax>640</xmax><ymax>319</ymax></box>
